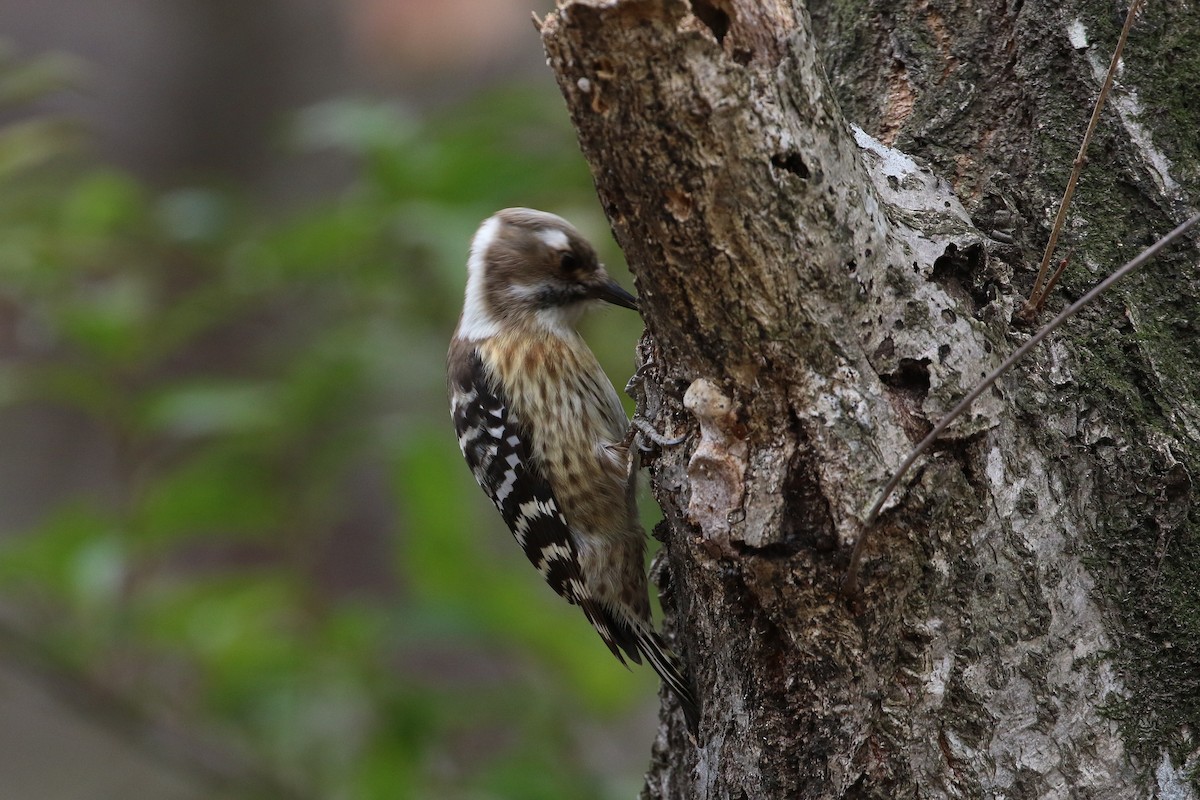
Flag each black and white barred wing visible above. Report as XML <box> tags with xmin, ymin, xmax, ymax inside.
<box><xmin>448</xmin><ymin>346</ymin><xmax>634</xmax><ymax>664</ymax></box>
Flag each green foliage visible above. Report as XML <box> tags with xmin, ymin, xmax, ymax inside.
<box><xmin>0</xmin><ymin>52</ymin><xmax>648</xmax><ymax>799</ymax></box>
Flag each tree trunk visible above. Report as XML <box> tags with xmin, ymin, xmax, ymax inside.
<box><xmin>541</xmin><ymin>0</ymin><xmax>1200</xmax><ymax>797</ymax></box>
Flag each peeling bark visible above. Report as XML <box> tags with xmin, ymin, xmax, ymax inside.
<box><xmin>542</xmin><ymin>0</ymin><xmax>1200</xmax><ymax>797</ymax></box>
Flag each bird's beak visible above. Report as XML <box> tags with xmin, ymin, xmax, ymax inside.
<box><xmin>592</xmin><ymin>276</ymin><xmax>639</xmax><ymax>311</ymax></box>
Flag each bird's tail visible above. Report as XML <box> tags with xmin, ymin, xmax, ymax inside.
<box><xmin>635</xmin><ymin>626</ymin><xmax>701</xmax><ymax>734</ymax></box>
<box><xmin>580</xmin><ymin>598</ymin><xmax>701</xmax><ymax>734</ymax></box>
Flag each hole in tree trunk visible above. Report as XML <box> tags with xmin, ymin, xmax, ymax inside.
<box><xmin>771</xmin><ymin>151</ymin><xmax>811</xmax><ymax>180</ymax></box>
<box><xmin>881</xmin><ymin>358</ymin><xmax>933</xmax><ymax>442</ymax></box>
<box><xmin>691</xmin><ymin>0</ymin><xmax>731</xmax><ymax>44</ymax></box>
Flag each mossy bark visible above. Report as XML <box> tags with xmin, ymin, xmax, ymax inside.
<box><xmin>541</xmin><ymin>1</ymin><xmax>1200</xmax><ymax>797</ymax></box>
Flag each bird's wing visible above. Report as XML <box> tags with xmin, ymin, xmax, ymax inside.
<box><xmin>449</xmin><ymin>342</ymin><xmax>639</xmax><ymax>666</ymax></box>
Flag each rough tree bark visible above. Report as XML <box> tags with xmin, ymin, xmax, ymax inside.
<box><xmin>540</xmin><ymin>1</ymin><xmax>1199</xmax><ymax>797</ymax></box>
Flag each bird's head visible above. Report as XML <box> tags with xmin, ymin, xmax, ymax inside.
<box><xmin>456</xmin><ymin>208</ymin><xmax>638</xmax><ymax>340</ymax></box>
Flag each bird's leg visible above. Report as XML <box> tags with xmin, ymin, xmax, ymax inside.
<box><xmin>632</xmin><ymin>418</ymin><xmax>686</xmax><ymax>450</ymax></box>
<box><xmin>625</xmin><ymin>363</ymin><xmax>686</xmax><ymax>452</ymax></box>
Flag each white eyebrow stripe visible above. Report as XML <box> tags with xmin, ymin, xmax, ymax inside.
<box><xmin>537</xmin><ymin>228</ymin><xmax>570</xmax><ymax>251</ymax></box>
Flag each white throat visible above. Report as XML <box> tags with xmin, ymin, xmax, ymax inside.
<box><xmin>501</xmin><ymin>283</ymin><xmax>589</xmax><ymax>339</ymax></box>
<box><xmin>533</xmin><ymin>303</ymin><xmax>587</xmax><ymax>339</ymax></box>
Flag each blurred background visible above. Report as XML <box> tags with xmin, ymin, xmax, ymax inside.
<box><xmin>0</xmin><ymin>2</ymin><xmax>657</xmax><ymax>798</ymax></box>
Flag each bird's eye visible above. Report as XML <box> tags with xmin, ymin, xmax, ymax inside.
<box><xmin>560</xmin><ymin>252</ymin><xmax>579</xmax><ymax>273</ymax></box>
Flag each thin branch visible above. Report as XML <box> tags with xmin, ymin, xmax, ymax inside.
<box><xmin>1038</xmin><ymin>250</ymin><xmax>1075</xmax><ymax>309</ymax></box>
<box><xmin>1020</xmin><ymin>0</ymin><xmax>1145</xmax><ymax>321</ymax></box>
<box><xmin>844</xmin><ymin>211</ymin><xmax>1200</xmax><ymax>599</ymax></box>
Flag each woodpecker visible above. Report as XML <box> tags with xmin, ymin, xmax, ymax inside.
<box><xmin>447</xmin><ymin>208</ymin><xmax>698</xmax><ymax>731</ymax></box>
